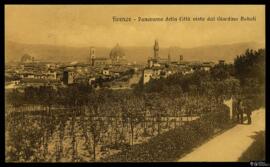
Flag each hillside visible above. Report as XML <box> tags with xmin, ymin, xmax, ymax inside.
<box><xmin>5</xmin><ymin>41</ymin><xmax>264</xmax><ymax>64</ymax></box>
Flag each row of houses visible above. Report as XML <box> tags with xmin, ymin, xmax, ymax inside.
<box><xmin>143</xmin><ymin>61</ymin><xmax>216</xmax><ymax>84</ymax></box>
<box><xmin>62</xmin><ymin>64</ymin><xmax>139</xmax><ymax>86</ymax></box>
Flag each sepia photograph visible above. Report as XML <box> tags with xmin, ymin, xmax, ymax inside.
<box><xmin>5</xmin><ymin>5</ymin><xmax>266</xmax><ymax>162</ymax></box>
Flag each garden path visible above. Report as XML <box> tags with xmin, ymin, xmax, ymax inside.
<box><xmin>177</xmin><ymin>108</ymin><xmax>265</xmax><ymax>162</ymax></box>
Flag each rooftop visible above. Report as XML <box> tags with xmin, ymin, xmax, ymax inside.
<box><xmin>21</xmin><ymin>78</ymin><xmax>49</xmax><ymax>83</ymax></box>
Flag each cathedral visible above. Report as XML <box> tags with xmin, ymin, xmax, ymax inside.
<box><xmin>89</xmin><ymin>43</ymin><xmax>127</xmax><ymax>67</ymax></box>
<box><xmin>109</xmin><ymin>43</ymin><xmax>127</xmax><ymax>65</ymax></box>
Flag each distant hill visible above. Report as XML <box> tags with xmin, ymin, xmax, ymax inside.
<box><xmin>5</xmin><ymin>41</ymin><xmax>264</xmax><ymax>64</ymax></box>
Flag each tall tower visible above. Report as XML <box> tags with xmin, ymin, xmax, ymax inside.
<box><xmin>89</xmin><ymin>47</ymin><xmax>96</xmax><ymax>66</ymax></box>
<box><xmin>179</xmin><ymin>55</ymin><xmax>183</xmax><ymax>63</ymax></box>
<box><xmin>153</xmin><ymin>40</ymin><xmax>159</xmax><ymax>60</ymax></box>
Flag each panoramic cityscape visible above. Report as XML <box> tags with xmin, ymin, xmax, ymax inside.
<box><xmin>5</xmin><ymin>5</ymin><xmax>265</xmax><ymax>162</ymax></box>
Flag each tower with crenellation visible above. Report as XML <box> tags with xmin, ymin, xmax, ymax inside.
<box><xmin>153</xmin><ymin>39</ymin><xmax>159</xmax><ymax>60</ymax></box>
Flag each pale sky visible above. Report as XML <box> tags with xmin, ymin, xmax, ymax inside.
<box><xmin>5</xmin><ymin>5</ymin><xmax>265</xmax><ymax>48</ymax></box>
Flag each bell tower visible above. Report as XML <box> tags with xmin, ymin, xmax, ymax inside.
<box><xmin>179</xmin><ymin>55</ymin><xmax>183</xmax><ymax>63</ymax></box>
<box><xmin>89</xmin><ymin>47</ymin><xmax>95</xmax><ymax>66</ymax></box>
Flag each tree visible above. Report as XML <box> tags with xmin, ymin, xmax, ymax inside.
<box><xmin>89</xmin><ymin>117</ymin><xmax>103</xmax><ymax>161</ymax></box>
<box><xmin>210</xmin><ymin>64</ymin><xmax>231</xmax><ymax>81</ymax></box>
<box><xmin>121</xmin><ymin>96</ymin><xmax>144</xmax><ymax>146</ymax></box>
<box><xmin>234</xmin><ymin>48</ymin><xmax>265</xmax><ymax>85</ymax></box>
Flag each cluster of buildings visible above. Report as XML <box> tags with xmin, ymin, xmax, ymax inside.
<box><xmin>5</xmin><ymin>44</ymin><xmax>141</xmax><ymax>91</ymax></box>
<box><xmin>142</xmin><ymin>40</ymin><xmax>216</xmax><ymax>84</ymax></box>
<box><xmin>5</xmin><ymin>40</ymin><xmax>223</xmax><ymax>91</ymax></box>
<box><xmin>5</xmin><ymin>61</ymin><xmax>62</xmax><ymax>89</ymax></box>
<box><xmin>62</xmin><ymin>44</ymin><xmax>140</xmax><ymax>88</ymax></box>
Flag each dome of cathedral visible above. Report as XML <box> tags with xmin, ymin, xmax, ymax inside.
<box><xmin>21</xmin><ymin>54</ymin><xmax>34</xmax><ymax>62</ymax></box>
<box><xmin>109</xmin><ymin>43</ymin><xmax>125</xmax><ymax>61</ymax></box>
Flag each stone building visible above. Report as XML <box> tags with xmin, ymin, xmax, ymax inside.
<box><xmin>143</xmin><ymin>68</ymin><xmax>154</xmax><ymax>84</ymax></box>
<box><xmin>147</xmin><ymin>40</ymin><xmax>171</xmax><ymax>68</ymax></box>
<box><xmin>92</xmin><ymin>58</ymin><xmax>112</xmax><ymax>66</ymax></box>
<box><xmin>63</xmin><ymin>70</ymin><xmax>75</xmax><ymax>85</ymax></box>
